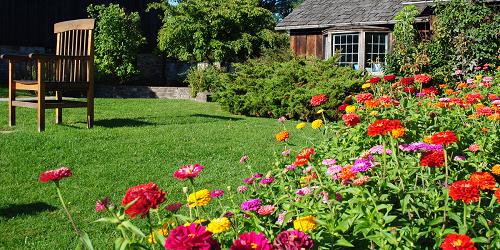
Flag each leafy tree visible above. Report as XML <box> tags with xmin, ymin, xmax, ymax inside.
<box><xmin>87</xmin><ymin>4</ymin><xmax>146</xmax><ymax>82</ymax></box>
<box><xmin>259</xmin><ymin>0</ymin><xmax>304</xmax><ymax>19</ymax></box>
<box><xmin>150</xmin><ymin>0</ymin><xmax>287</xmax><ymax>64</ymax></box>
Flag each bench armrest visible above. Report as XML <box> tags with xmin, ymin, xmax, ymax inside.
<box><xmin>0</xmin><ymin>54</ymin><xmax>31</xmax><ymax>61</ymax></box>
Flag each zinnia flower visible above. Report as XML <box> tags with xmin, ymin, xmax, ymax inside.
<box><xmin>367</xmin><ymin>119</ymin><xmax>403</xmax><ymax>137</ymax></box>
<box><xmin>440</xmin><ymin>234</ymin><xmax>476</xmax><ymax>250</ymax></box>
<box><xmin>495</xmin><ymin>189</ymin><xmax>500</xmax><ymax>204</ymax></box>
<box><xmin>345</xmin><ymin>105</ymin><xmax>356</xmax><ymax>114</ymax></box>
<box><xmin>383</xmin><ymin>74</ymin><xmax>396</xmax><ymax>82</ymax></box>
<box><xmin>355</xmin><ymin>93</ymin><xmax>373</xmax><ymax>103</ymax></box>
<box><xmin>469</xmin><ymin>172</ymin><xmax>496</xmax><ymax>190</ymax></box>
<box><xmin>362</xmin><ymin>83</ymin><xmax>371</xmax><ymax>89</ymax></box>
<box><xmin>173</xmin><ymin>164</ymin><xmax>204</xmax><ymax>180</ymax></box>
<box><xmin>342</xmin><ymin>113</ymin><xmax>360</xmax><ymax>127</ymax></box>
<box><xmin>210</xmin><ymin>189</ymin><xmax>224</xmax><ymax>198</ymax></box>
<box><xmin>492</xmin><ymin>164</ymin><xmax>500</xmax><ymax>175</ymax></box>
<box><xmin>39</xmin><ymin>166</ymin><xmax>72</xmax><ymax>182</ymax></box>
<box><xmin>148</xmin><ymin>224</ymin><xmax>169</xmax><ymax>244</ymax></box>
<box><xmin>414</xmin><ymin>74</ymin><xmax>431</xmax><ymax>84</ymax></box>
<box><xmin>96</xmin><ymin>197</ymin><xmax>111</xmax><ymax>213</ymax></box>
<box><xmin>275</xmin><ymin>131</ymin><xmax>289</xmax><ymax>142</ymax></box>
<box><xmin>431</xmin><ymin>131</ymin><xmax>458</xmax><ymax>146</ymax></box>
<box><xmin>260</xmin><ymin>178</ymin><xmax>274</xmax><ymax>185</ymax></box>
<box><xmin>241</xmin><ymin>199</ymin><xmax>261</xmax><ymax>211</ymax></box>
<box><xmin>311</xmin><ymin>119</ymin><xmax>323</xmax><ymax>129</ymax></box>
<box><xmin>365</xmin><ymin>100</ymin><xmax>380</xmax><ymax>109</ymax></box>
<box><xmin>401</xmin><ymin>77</ymin><xmax>414</xmax><ymax>85</ymax></box>
<box><xmin>122</xmin><ymin>183</ymin><xmax>166</xmax><ymax>218</ymax></box>
<box><xmin>449</xmin><ymin>180</ymin><xmax>480</xmax><ymax>204</ymax></box>
<box><xmin>420</xmin><ymin>150</ymin><xmax>445</xmax><ymax>167</ymax></box>
<box><xmin>296</xmin><ymin>122</ymin><xmax>306</xmax><ymax>129</ymax></box>
<box><xmin>257</xmin><ymin>205</ymin><xmax>275</xmax><ymax>216</ymax></box>
<box><xmin>164</xmin><ymin>223</ymin><xmax>220</xmax><ymax>250</ymax></box>
<box><xmin>273</xmin><ymin>230</ymin><xmax>314</xmax><ymax>250</ymax></box>
<box><xmin>207</xmin><ymin>217</ymin><xmax>231</xmax><ymax>234</ymax></box>
<box><xmin>230</xmin><ymin>232</ymin><xmax>272</xmax><ymax>250</ymax></box>
<box><xmin>391</xmin><ymin>128</ymin><xmax>405</xmax><ymax>139</ymax></box>
<box><xmin>187</xmin><ymin>189</ymin><xmax>212</xmax><ymax>208</ymax></box>
<box><xmin>369</xmin><ymin>76</ymin><xmax>381</xmax><ymax>84</ymax></box>
<box><xmin>310</xmin><ymin>94</ymin><xmax>328</xmax><ymax>107</ymax></box>
<box><xmin>293</xmin><ymin>215</ymin><xmax>317</xmax><ymax>232</ymax></box>
<box><xmin>468</xmin><ymin>144</ymin><xmax>480</xmax><ymax>152</ymax></box>
<box><xmin>166</xmin><ymin>202</ymin><xmax>183</xmax><ymax>212</ymax></box>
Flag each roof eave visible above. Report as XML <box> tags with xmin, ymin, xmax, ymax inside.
<box><xmin>275</xmin><ymin>16</ymin><xmax>430</xmax><ymax>31</ymax></box>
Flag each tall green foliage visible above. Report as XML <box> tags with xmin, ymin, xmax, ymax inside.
<box><xmin>386</xmin><ymin>5</ymin><xmax>420</xmax><ymax>75</ymax></box>
<box><xmin>87</xmin><ymin>4</ymin><xmax>146</xmax><ymax>82</ymax></box>
<box><xmin>151</xmin><ymin>0</ymin><xmax>287</xmax><ymax>64</ymax></box>
<box><xmin>260</xmin><ymin>0</ymin><xmax>305</xmax><ymax>19</ymax></box>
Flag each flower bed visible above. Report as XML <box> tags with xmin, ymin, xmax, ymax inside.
<box><xmin>41</xmin><ymin>66</ymin><xmax>500</xmax><ymax>249</ymax></box>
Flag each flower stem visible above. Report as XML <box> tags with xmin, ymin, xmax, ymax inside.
<box><xmin>463</xmin><ymin>203</ymin><xmax>468</xmax><ymax>232</ymax></box>
<box><xmin>147</xmin><ymin>213</ymin><xmax>156</xmax><ymax>250</ymax></box>
<box><xmin>54</xmin><ymin>182</ymin><xmax>82</xmax><ymax>238</ymax></box>
<box><xmin>443</xmin><ymin>147</ymin><xmax>449</xmax><ymax>186</ymax></box>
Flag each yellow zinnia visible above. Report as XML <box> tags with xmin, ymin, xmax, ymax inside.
<box><xmin>296</xmin><ymin>122</ymin><xmax>306</xmax><ymax>129</ymax></box>
<box><xmin>184</xmin><ymin>219</ymin><xmax>207</xmax><ymax>226</ymax></box>
<box><xmin>187</xmin><ymin>189</ymin><xmax>211</xmax><ymax>208</ymax></box>
<box><xmin>423</xmin><ymin>136</ymin><xmax>433</xmax><ymax>144</ymax></box>
<box><xmin>391</xmin><ymin>128</ymin><xmax>405</xmax><ymax>139</ymax></box>
<box><xmin>147</xmin><ymin>224</ymin><xmax>169</xmax><ymax>244</ymax></box>
<box><xmin>311</xmin><ymin>119</ymin><xmax>324</xmax><ymax>129</ymax></box>
<box><xmin>370</xmin><ymin>111</ymin><xmax>378</xmax><ymax>116</ymax></box>
<box><xmin>293</xmin><ymin>215</ymin><xmax>317</xmax><ymax>232</ymax></box>
<box><xmin>207</xmin><ymin>217</ymin><xmax>231</xmax><ymax>234</ymax></box>
<box><xmin>362</xmin><ymin>83</ymin><xmax>371</xmax><ymax>89</ymax></box>
<box><xmin>345</xmin><ymin>105</ymin><xmax>356</xmax><ymax>114</ymax></box>
<box><xmin>476</xmin><ymin>75</ymin><xmax>482</xmax><ymax>80</ymax></box>
<box><xmin>316</xmin><ymin>109</ymin><xmax>325</xmax><ymax>114</ymax></box>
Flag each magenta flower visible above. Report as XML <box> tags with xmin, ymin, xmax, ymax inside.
<box><xmin>257</xmin><ymin>205</ymin><xmax>275</xmax><ymax>216</ymax></box>
<box><xmin>241</xmin><ymin>199</ymin><xmax>261</xmax><ymax>211</ymax></box>
<box><xmin>273</xmin><ymin>230</ymin><xmax>314</xmax><ymax>250</ymax></box>
<box><xmin>39</xmin><ymin>166</ymin><xmax>72</xmax><ymax>182</ymax></box>
<box><xmin>230</xmin><ymin>232</ymin><xmax>272</xmax><ymax>250</ymax></box>
<box><xmin>165</xmin><ymin>202</ymin><xmax>183</xmax><ymax>212</ymax></box>
<box><xmin>210</xmin><ymin>189</ymin><xmax>224</xmax><ymax>198</ymax></box>
<box><xmin>260</xmin><ymin>178</ymin><xmax>274</xmax><ymax>185</ymax></box>
<box><xmin>173</xmin><ymin>164</ymin><xmax>204</xmax><ymax>180</ymax></box>
<box><xmin>369</xmin><ymin>145</ymin><xmax>392</xmax><ymax>155</ymax></box>
<box><xmin>164</xmin><ymin>223</ymin><xmax>220</xmax><ymax>250</ymax></box>
<box><xmin>95</xmin><ymin>197</ymin><xmax>111</xmax><ymax>213</ymax></box>
<box><xmin>296</xmin><ymin>187</ymin><xmax>312</xmax><ymax>196</ymax></box>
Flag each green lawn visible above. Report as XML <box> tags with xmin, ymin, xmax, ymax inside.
<box><xmin>0</xmin><ymin>99</ymin><xmax>310</xmax><ymax>249</ymax></box>
<box><xmin>0</xmin><ymin>86</ymin><xmax>36</xmax><ymax>98</ymax></box>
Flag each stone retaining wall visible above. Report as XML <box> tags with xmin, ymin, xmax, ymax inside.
<box><xmin>95</xmin><ymin>85</ymin><xmax>210</xmax><ymax>102</ymax></box>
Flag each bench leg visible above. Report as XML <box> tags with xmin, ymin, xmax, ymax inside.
<box><xmin>8</xmin><ymin>62</ymin><xmax>15</xmax><ymax>127</ymax></box>
<box><xmin>38</xmin><ymin>94</ymin><xmax>45</xmax><ymax>132</ymax></box>
<box><xmin>55</xmin><ymin>91</ymin><xmax>62</xmax><ymax>124</ymax></box>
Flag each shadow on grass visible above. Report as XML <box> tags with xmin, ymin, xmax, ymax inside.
<box><xmin>0</xmin><ymin>202</ymin><xmax>57</xmax><ymax>218</ymax></box>
<box><xmin>190</xmin><ymin>114</ymin><xmax>243</xmax><ymax>121</ymax></box>
<box><xmin>94</xmin><ymin>118</ymin><xmax>158</xmax><ymax>128</ymax></box>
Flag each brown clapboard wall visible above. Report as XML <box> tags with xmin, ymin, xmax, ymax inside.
<box><xmin>290</xmin><ymin>30</ymin><xmax>324</xmax><ymax>59</ymax></box>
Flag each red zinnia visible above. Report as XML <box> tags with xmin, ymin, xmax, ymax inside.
<box><xmin>476</xmin><ymin>107</ymin><xmax>493</xmax><ymax>116</ymax></box>
<box><xmin>440</xmin><ymin>234</ymin><xmax>476</xmax><ymax>250</ymax></box>
<box><xmin>449</xmin><ymin>180</ymin><xmax>480</xmax><ymax>204</ymax></box>
<box><xmin>469</xmin><ymin>172</ymin><xmax>496</xmax><ymax>190</ymax></box>
<box><xmin>342</xmin><ymin>113</ymin><xmax>360</xmax><ymax>127</ymax></box>
<box><xmin>122</xmin><ymin>183</ymin><xmax>166</xmax><ymax>218</ymax></box>
<box><xmin>338</xmin><ymin>104</ymin><xmax>349</xmax><ymax>111</ymax></box>
<box><xmin>420</xmin><ymin>150</ymin><xmax>445</xmax><ymax>167</ymax></box>
<box><xmin>355</xmin><ymin>93</ymin><xmax>373</xmax><ymax>103</ymax></box>
<box><xmin>383</xmin><ymin>74</ymin><xmax>396</xmax><ymax>82</ymax></box>
<box><xmin>230</xmin><ymin>232</ymin><xmax>273</xmax><ymax>250</ymax></box>
<box><xmin>39</xmin><ymin>166</ymin><xmax>72</xmax><ymax>182</ymax></box>
<box><xmin>431</xmin><ymin>131</ymin><xmax>458</xmax><ymax>146</ymax></box>
<box><xmin>173</xmin><ymin>164</ymin><xmax>204</xmax><ymax>180</ymax></box>
<box><xmin>422</xmin><ymin>86</ymin><xmax>438</xmax><ymax>95</ymax></box>
<box><xmin>369</xmin><ymin>76</ymin><xmax>381</xmax><ymax>84</ymax></box>
<box><xmin>401</xmin><ymin>77</ymin><xmax>414</xmax><ymax>85</ymax></box>
<box><xmin>414</xmin><ymin>74</ymin><xmax>431</xmax><ymax>84</ymax></box>
<box><xmin>310</xmin><ymin>94</ymin><xmax>328</xmax><ymax>107</ymax></box>
<box><xmin>164</xmin><ymin>224</ymin><xmax>220</xmax><ymax>250</ymax></box>
<box><xmin>367</xmin><ymin>119</ymin><xmax>403</xmax><ymax>136</ymax></box>
<box><xmin>495</xmin><ymin>189</ymin><xmax>500</xmax><ymax>204</ymax></box>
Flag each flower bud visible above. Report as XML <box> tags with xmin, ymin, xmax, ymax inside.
<box><xmin>182</xmin><ymin>187</ymin><xmax>188</xmax><ymax>193</ymax></box>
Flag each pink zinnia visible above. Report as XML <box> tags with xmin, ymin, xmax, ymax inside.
<box><xmin>260</xmin><ymin>178</ymin><xmax>274</xmax><ymax>185</ymax></box>
<box><xmin>164</xmin><ymin>223</ymin><xmax>220</xmax><ymax>250</ymax></box>
<box><xmin>273</xmin><ymin>230</ymin><xmax>314</xmax><ymax>250</ymax></box>
<box><xmin>39</xmin><ymin>166</ymin><xmax>72</xmax><ymax>182</ymax></box>
<box><xmin>210</xmin><ymin>189</ymin><xmax>224</xmax><ymax>198</ymax></box>
<box><xmin>173</xmin><ymin>164</ymin><xmax>204</xmax><ymax>180</ymax></box>
<box><xmin>237</xmin><ymin>186</ymin><xmax>248</xmax><ymax>193</ymax></box>
<box><xmin>468</xmin><ymin>144</ymin><xmax>480</xmax><ymax>153</ymax></box>
<box><xmin>95</xmin><ymin>197</ymin><xmax>111</xmax><ymax>213</ymax></box>
<box><xmin>230</xmin><ymin>232</ymin><xmax>272</xmax><ymax>250</ymax></box>
<box><xmin>241</xmin><ymin>199</ymin><xmax>261</xmax><ymax>211</ymax></box>
<box><xmin>257</xmin><ymin>205</ymin><xmax>275</xmax><ymax>216</ymax></box>
<box><xmin>296</xmin><ymin>187</ymin><xmax>312</xmax><ymax>196</ymax></box>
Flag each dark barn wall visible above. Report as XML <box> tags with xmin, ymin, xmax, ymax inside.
<box><xmin>0</xmin><ymin>0</ymin><xmax>161</xmax><ymax>50</ymax></box>
<box><xmin>290</xmin><ymin>29</ymin><xmax>324</xmax><ymax>59</ymax></box>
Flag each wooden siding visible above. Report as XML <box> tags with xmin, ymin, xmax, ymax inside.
<box><xmin>0</xmin><ymin>0</ymin><xmax>161</xmax><ymax>50</ymax></box>
<box><xmin>290</xmin><ymin>32</ymin><xmax>324</xmax><ymax>59</ymax></box>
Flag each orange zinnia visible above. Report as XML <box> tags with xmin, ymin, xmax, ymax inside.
<box><xmin>275</xmin><ymin>131</ymin><xmax>289</xmax><ymax>142</ymax></box>
<box><xmin>469</xmin><ymin>172</ymin><xmax>496</xmax><ymax>190</ymax></box>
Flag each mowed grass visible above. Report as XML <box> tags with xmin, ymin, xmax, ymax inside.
<box><xmin>0</xmin><ymin>99</ymin><xmax>312</xmax><ymax>249</ymax></box>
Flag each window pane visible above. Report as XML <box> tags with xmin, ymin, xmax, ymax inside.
<box><xmin>365</xmin><ymin>32</ymin><xmax>388</xmax><ymax>70</ymax></box>
<box><xmin>341</xmin><ymin>36</ymin><xmax>346</xmax><ymax>43</ymax></box>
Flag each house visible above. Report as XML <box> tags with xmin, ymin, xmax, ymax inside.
<box><xmin>276</xmin><ymin>0</ymin><xmax>434</xmax><ymax>73</ymax></box>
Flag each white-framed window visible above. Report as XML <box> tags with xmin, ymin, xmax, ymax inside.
<box><xmin>365</xmin><ymin>32</ymin><xmax>388</xmax><ymax>73</ymax></box>
<box><xmin>332</xmin><ymin>33</ymin><xmax>359</xmax><ymax>67</ymax></box>
<box><xmin>324</xmin><ymin>30</ymin><xmax>390</xmax><ymax>73</ymax></box>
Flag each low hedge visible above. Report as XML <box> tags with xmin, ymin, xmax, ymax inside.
<box><xmin>187</xmin><ymin>57</ymin><xmax>366</xmax><ymax>120</ymax></box>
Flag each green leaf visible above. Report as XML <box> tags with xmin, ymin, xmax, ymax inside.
<box><xmin>335</xmin><ymin>238</ymin><xmax>354</xmax><ymax>247</ymax></box>
<box><xmin>121</xmin><ymin>221</ymin><xmax>145</xmax><ymax>238</ymax></box>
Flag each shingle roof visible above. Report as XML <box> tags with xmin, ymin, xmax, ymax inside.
<box><xmin>276</xmin><ymin>0</ymin><xmax>430</xmax><ymax>30</ymax></box>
